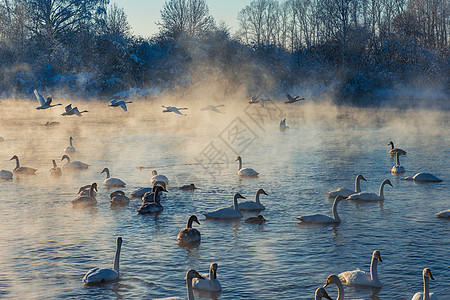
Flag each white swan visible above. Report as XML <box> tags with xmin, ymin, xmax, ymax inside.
<box><xmin>137</xmin><ymin>185</ymin><xmax>167</xmax><ymax>214</ymax></box>
<box><xmin>204</xmin><ymin>193</ymin><xmax>245</xmax><ymax>219</ymax></box>
<box><xmin>200</xmin><ymin>105</ymin><xmax>225</xmax><ymax>114</ymax></box>
<box><xmin>193</xmin><ymin>262</ymin><xmax>222</xmax><ymax>292</ymax></box>
<box><xmin>297</xmin><ymin>196</ymin><xmax>344</xmax><ymax>224</ymax></box>
<box><xmin>279</xmin><ymin>118</ymin><xmax>289</xmax><ymax>132</ymax></box>
<box><xmin>162</xmin><ymin>105</ymin><xmax>188</xmax><ymax>116</ymax></box>
<box><xmin>411</xmin><ymin>268</ymin><xmax>439</xmax><ymax>300</ymax></box>
<box><xmin>71</xmin><ymin>183</ymin><xmax>97</xmax><ymax>208</ymax></box>
<box><xmin>347</xmin><ymin>179</ymin><xmax>392</xmax><ymax>201</ymax></box>
<box><xmin>10</xmin><ymin>155</ymin><xmax>37</xmax><ymax>175</ymax></box>
<box><xmin>323</xmin><ymin>274</ymin><xmax>344</xmax><ymax>300</ymax></box>
<box><xmin>315</xmin><ymin>287</ymin><xmax>333</xmax><ymax>300</ymax></box>
<box><xmin>236</xmin><ymin>156</ymin><xmax>259</xmax><ymax>177</ymax></box>
<box><xmin>61</xmin><ymin>104</ymin><xmax>88</xmax><ymax>116</ymax></box>
<box><xmin>387</xmin><ymin>141</ymin><xmax>406</xmax><ymax>155</ymax></box>
<box><xmin>34</xmin><ymin>89</ymin><xmax>61</xmax><ymax>109</ymax></box>
<box><xmin>150</xmin><ymin>170</ymin><xmax>169</xmax><ymax>186</ymax></box>
<box><xmin>154</xmin><ymin>269</ymin><xmax>203</xmax><ymax>300</ymax></box>
<box><xmin>328</xmin><ymin>174</ymin><xmax>367</xmax><ymax>198</ymax></box>
<box><xmin>49</xmin><ymin>159</ymin><xmax>62</xmax><ymax>176</ymax></box>
<box><xmin>109</xmin><ymin>191</ymin><xmax>130</xmax><ymax>207</ymax></box>
<box><xmin>436</xmin><ymin>209</ymin><xmax>450</xmax><ymax>218</ymax></box>
<box><xmin>338</xmin><ymin>250</ymin><xmax>382</xmax><ymax>288</ymax></box>
<box><xmin>404</xmin><ymin>173</ymin><xmax>442</xmax><ymax>182</ymax></box>
<box><xmin>101</xmin><ymin>167</ymin><xmax>126</xmax><ymax>187</ymax></box>
<box><xmin>61</xmin><ymin>154</ymin><xmax>89</xmax><ymax>169</ymax></box>
<box><xmin>0</xmin><ymin>170</ymin><xmax>13</xmax><ymax>180</ymax></box>
<box><xmin>177</xmin><ymin>215</ymin><xmax>201</xmax><ymax>244</ymax></box>
<box><xmin>82</xmin><ymin>236</ymin><xmax>122</xmax><ymax>284</ymax></box>
<box><xmin>391</xmin><ymin>152</ymin><xmax>405</xmax><ymax>174</ymax></box>
<box><xmin>65</xmin><ymin>137</ymin><xmax>76</xmax><ymax>153</ymax></box>
<box><xmin>238</xmin><ymin>188</ymin><xmax>268</xmax><ymax>211</ymax></box>
<box><xmin>108</xmin><ymin>99</ymin><xmax>132</xmax><ymax>111</ymax></box>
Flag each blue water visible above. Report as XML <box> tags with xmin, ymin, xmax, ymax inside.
<box><xmin>0</xmin><ymin>100</ymin><xmax>448</xmax><ymax>299</ymax></box>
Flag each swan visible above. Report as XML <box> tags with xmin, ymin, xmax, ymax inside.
<box><xmin>154</xmin><ymin>269</ymin><xmax>204</xmax><ymax>300</ymax></box>
<box><xmin>347</xmin><ymin>179</ymin><xmax>392</xmax><ymax>201</ymax></box>
<box><xmin>0</xmin><ymin>170</ymin><xmax>13</xmax><ymax>180</ymax></box>
<box><xmin>10</xmin><ymin>155</ymin><xmax>36</xmax><ymax>175</ymax></box>
<box><xmin>131</xmin><ymin>180</ymin><xmax>167</xmax><ymax>198</ymax></box>
<box><xmin>285</xmin><ymin>92</ymin><xmax>305</xmax><ymax>103</ymax></box>
<box><xmin>61</xmin><ymin>154</ymin><xmax>89</xmax><ymax>170</ymax></box>
<box><xmin>64</xmin><ymin>137</ymin><xmax>76</xmax><ymax>153</ymax></box>
<box><xmin>71</xmin><ymin>183</ymin><xmax>97</xmax><ymax>208</ymax></box>
<box><xmin>236</xmin><ymin>156</ymin><xmax>259</xmax><ymax>177</ymax></box>
<box><xmin>436</xmin><ymin>209</ymin><xmax>450</xmax><ymax>218</ymax></box>
<box><xmin>404</xmin><ymin>173</ymin><xmax>442</xmax><ymax>182</ymax></box>
<box><xmin>238</xmin><ymin>188</ymin><xmax>268</xmax><ymax>211</ymax></box>
<box><xmin>150</xmin><ymin>170</ymin><xmax>169</xmax><ymax>186</ymax></box>
<box><xmin>142</xmin><ymin>185</ymin><xmax>167</xmax><ymax>203</ymax></box>
<box><xmin>204</xmin><ymin>193</ymin><xmax>245</xmax><ymax>219</ymax></box>
<box><xmin>177</xmin><ymin>215</ymin><xmax>201</xmax><ymax>244</ymax></box>
<box><xmin>323</xmin><ymin>274</ymin><xmax>344</xmax><ymax>300</ymax></box>
<box><xmin>193</xmin><ymin>262</ymin><xmax>221</xmax><ymax>292</ymax></box>
<box><xmin>179</xmin><ymin>183</ymin><xmax>197</xmax><ymax>190</ymax></box>
<box><xmin>49</xmin><ymin>160</ymin><xmax>62</xmax><ymax>176</ymax></box>
<box><xmin>245</xmin><ymin>215</ymin><xmax>266</xmax><ymax>224</ymax></box>
<box><xmin>101</xmin><ymin>167</ymin><xmax>126</xmax><ymax>187</ymax></box>
<box><xmin>297</xmin><ymin>196</ymin><xmax>344</xmax><ymax>224</ymax></box>
<box><xmin>137</xmin><ymin>186</ymin><xmax>167</xmax><ymax>214</ymax></box>
<box><xmin>82</xmin><ymin>236</ymin><xmax>122</xmax><ymax>284</ymax></box>
<box><xmin>249</xmin><ymin>95</ymin><xmax>271</xmax><ymax>107</ymax></box>
<box><xmin>391</xmin><ymin>152</ymin><xmax>405</xmax><ymax>174</ymax></box>
<box><xmin>338</xmin><ymin>250</ymin><xmax>382</xmax><ymax>288</ymax></box>
<box><xmin>387</xmin><ymin>141</ymin><xmax>406</xmax><ymax>155</ymax></box>
<box><xmin>162</xmin><ymin>105</ymin><xmax>188</xmax><ymax>116</ymax></box>
<box><xmin>108</xmin><ymin>99</ymin><xmax>132</xmax><ymax>111</ymax></box>
<box><xmin>200</xmin><ymin>105</ymin><xmax>225</xmax><ymax>114</ymax></box>
<box><xmin>411</xmin><ymin>268</ymin><xmax>439</xmax><ymax>300</ymax></box>
<box><xmin>34</xmin><ymin>89</ymin><xmax>61</xmax><ymax>109</ymax></box>
<box><xmin>61</xmin><ymin>104</ymin><xmax>88</xmax><ymax>116</ymax></box>
<box><xmin>279</xmin><ymin>118</ymin><xmax>289</xmax><ymax>132</ymax></box>
<box><xmin>315</xmin><ymin>287</ymin><xmax>333</xmax><ymax>300</ymax></box>
<box><xmin>110</xmin><ymin>191</ymin><xmax>130</xmax><ymax>207</ymax></box>
<box><xmin>328</xmin><ymin>174</ymin><xmax>367</xmax><ymax>198</ymax></box>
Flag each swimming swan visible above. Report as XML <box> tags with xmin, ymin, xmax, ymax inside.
<box><xmin>236</xmin><ymin>156</ymin><xmax>259</xmax><ymax>177</ymax></box>
<box><xmin>137</xmin><ymin>185</ymin><xmax>167</xmax><ymax>214</ymax></box>
<box><xmin>347</xmin><ymin>179</ymin><xmax>392</xmax><ymax>201</ymax></box>
<box><xmin>71</xmin><ymin>183</ymin><xmax>97</xmax><ymax>208</ymax></box>
<box><xmin>279</xmin><ymin>118</ymin><xmax>289</xmax><ymax>132</ymax></box>
<box><xmin>315</xmin><ymin>287</ymin><xmax>333</xmax><ymax>300</ymax></box>
<box><xmin>0</xmin><ymin>170</ymin><xmax>13</xmax><ymax>180</ymax></box>
<box><xmin>65</xmin><ymin>137</ymin><xmax>76</xmax><ymax>153</ymax></box>
<box><xmin>193</xmin><ymin>262</ymin><xmax>222</xmax><ymax>292</ymax></box>
<box><xmin>142</xmin><ymin>185</ymin><xmax>167</xmax><ymax>203</ymax></box>
<box><xmin>61</xmin><ymin>154</ymin><xmax>89</xmax><ymax>170</ymax></box>
<box><xmin>101</xmin><ymin>167</ymin><xmax>126</xmax><ymax>187</ymax></box>
<box><xmin>150</xmin><ymin>170</ymin><xmax>169</xmax><ymax>186</ymax></box>
<box><xmin>10</xmin><ymin>155</ymin><xmax>36</xmax><ymax>175</ymax></box>
<box><xmin>411</xmin><ymin>268</ymin><xmax>439</xmax><ymax>300</ymax></box>
<box><xmin>297</xmin><ymin>196</ymin><xmax>344</xmax><ymax>224</ymax></box>
<box><xmin>328</xmin><ymin>174</ymin><xmax>367</xmax><ymax>198</ymax></box>
<box><xmin>49</xmin><ymin>160</ymin><xmax>62</xmax><ymax>176</ymax></box>
<box><xmin>391</xmin><ymin>152</ymin><xmax>405</xmax><ymax>174</ymax></box>
<box><xmin>338</xmin><ymin>250</ymin><xmax>382</xmax><ymax>288</ymax></box>
<box><xmin>177</xmin><ymin>215</ymin><xmax>201</xmax><ymax>245</ymax></box>
<box><xmin>204</xmin><ymin>193</ymin><xmax>245</xmax><ymax>219</ymax></box>
<box><xmin>82</xmin><ymin>236</ymin><xmax>122</xmax><ymax>284</ymax></box>
<box><xmin>387</xmin><ymin>141</ymin><xmax>406</xmax><ymax>155</ymax></box>
<box><xmin>154</xmin><ymin>269</ymin><xmax>203</xmax><ymax>300</ymax></box>
<box><xmin>110</xmin><ymin>191</ymin><xmax>130</xmax><ymax>207</ymax></box>
<box><xmin>131</xmin><ymin>180</ymin><xmax>167</xmax><ymax>198</ymax></box>
<box><xmin>436</xmin><ymin>209</ymin><xmax>450</xmax><ymax>218</ymax></box>
<box><xmin>34</xmin><ymin>89</ymin><xmax>61</xmax><ymax>109</ymax></box>
<box><xmin>323</xmin><ymin>274</ymin><xmax>345</xmax><ymax>300</ymax></box>
<box><xmin>238</xmin><ymin>188</ymin><xmax>268</xmax><ymax>211</ymax></box>
<box><xmin>404</xmin><ymin>173</ymin><xmax>442</xmax><ymax>182</ymax></box>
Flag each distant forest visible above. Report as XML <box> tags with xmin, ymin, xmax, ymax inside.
<box><xmin>0</xmin><ymin>0</ymin><xmax>448</xmax><ymax>103</ymax></box>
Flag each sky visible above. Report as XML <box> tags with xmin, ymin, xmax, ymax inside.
<box><xmin>113</xmin><ymin>0</ymin><xmax>246</xmax><ymax>37</ymax></box>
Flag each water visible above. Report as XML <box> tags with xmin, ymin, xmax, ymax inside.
<box><xmin>0</xmin><ymin>99</ymin><xmax>449</xmax><ymax>299</ymax></box>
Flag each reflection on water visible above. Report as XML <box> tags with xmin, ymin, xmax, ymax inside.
<box><xmin>0</xmin><ymin>99</ymin><xmax>449</xmax><ymax>299</ymax></box>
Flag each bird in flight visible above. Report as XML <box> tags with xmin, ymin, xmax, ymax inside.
<box><xmin>34</xmin><ymin>90</ymin><xmax>62</xmax><ymax>109</ymax></box>
<box><xmin>108</xmin><ymin>99</ymin><xmax>132</xmax><ymax>111</ymax></box>
<box><xmin>162</xmin><ymin>105</ymin><xmax>188</xmax><ymax>116</ymax></box>
<box><xmin>61</xmin><ymin>104</ymin><xmax>88</xmax><ymax>116</ymax></box>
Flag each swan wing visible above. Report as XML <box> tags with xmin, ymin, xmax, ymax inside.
<box><xmin>204</xmin><ymin>207</ymin><xmax>243</xmax><ymax>219</ymax></box>
<box><xmin>347</xmin><ymin>192</ymin><xmax>380</xmax><ymax>201</ymax></box>
<box><xmin>238</xmin><ymin>168</ymin><xmax>259</xmax><ymax>176</ymax></box>
<box><xmin>297</xmin><ymin>214</ymin><xmax>335</xmax><ymax>223</ymax></box>
<box><xmin>34</xmin><ymin>90</ymin><xmax>46</xmax><ymax>106</ymax></box>
<box><xmin>82</xmin><ymin>267</ymin><xmax>118</xmax><ymax>284</ymax></box>
<box><xmin>238</xmin><ymin>201</ymin><xmax>265</xmax><ymax>211</ymax></box>
<box><xmin>193</xmin><ymin>277</ymin><xmax>222</xmax><ymax>291</ymax></box>
<box><xmin>328</xmin><ymin>188</ymin><xmax>354</xmax><ymax>198</ymax></box>
<box><xmin>339</xmin><ymin>269</ymin><xmax>372</xmax><ymax>286</ymax></box>
<box><xmin>118</xmin><ymin>101</ymin><xmax>128</xmax><ymax>111</ymax></box>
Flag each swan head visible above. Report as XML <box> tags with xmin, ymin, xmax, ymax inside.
<box><xmin>423</xmin><ymin>268</ymin><xmax>434</xmax><ymax>280</ymax></box>
<box><xmin>61</xmin><ymin>154</ymin><xmax>70</xmax><ymax>162</ymax></box>
<box><xmin>315</xmin><ymin>287</ymin><xmax>332</xmax><ymax>300</ymax></box>
<box><xmin>116</xmin><ymin>236</ymin><xmax>123</xmax><ymax>246</ymax></box>
<box><xmin>91</xmin><ymin>183</ymin><xmax>98</xmax><ymax>192</ymax></box>
<box><xmin>101</xmin><ymin>167</ymin><xmax>109</xmax><ymax>174</ymax></box>
<box><xmin>384</xmin><ymin>179</ymin><xmax>393</xmax><ymax>187</ymax></box>
<box><xmin>235</xmin><ymin>192</ymin><xmax>246</xmax><ymax>199</ymax></box>
<box><xmin>258</xmin><ymin>189</ymin><xmax>268</xmax><ymax>196</ymax></box>
<box><xmin>387</xmin><ymin>141</ymin><xmax>393</xmax><ymax>146</ymax></box>
<box><xmin>323</xmin><ymin>274</ymin><xmax>341</xmax><ymax>287</ymax></box>
<box><xmin>372</xmin><ymin>250</ymin><xmax>382</xmax><ymax>262</ymax></box>
<box><xmin>154</xmin><ymin>185</ymin><xmax>168</xmax><ymax>193</ymax></box>
<box><xmin>186</xmin><ymin>269</ymin><xmax>204</xmax><ymax>281</ymax></box>
<box><xmin>235</xmin><ymin>156</ymin><xmax>242</xmax><ymax>162</ymax></box>
<box><xmin>189</xmin><ymin>215</ymin><xmax>200</xmax><ymax>226</ymax></box>
<box><xmin>358</xmin><ymin>174</ymin><xmax>367</xmax><ymax>181</ymax></box>
<box><xmin>210</xmin><ymin>262</ymin><xmax>218</xmax><ymax>279</ymax></box>
<box><xmin>9</xmin><ymin>155</ymin><xmax>18</xmax><ymax>161</ymax></box>
<box><xmin>152</xmin><ymin>170</ymin><xmax>158</xmax><ymax>176</ymax></box>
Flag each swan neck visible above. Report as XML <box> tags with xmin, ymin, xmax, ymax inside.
<box><xmin>355</xmin><ymin>176</ymin><xmax>361</xmax><ymax>192</ymax></box>
<box><xmin>423</xmin><ymin>274</ymin><xmax>430</xmax><ymax>300</ymax></box>
<box><xmin>52</xmin><ymin>160</ymin><xmax>57</xmax><ymax>168</ymax></box>
<box><xmin>105</xmin><ymin>168</ymin><xmax>110</xmax><ymax>178</ymax></box>
<box><xmin>13</xmin><ymin>157</ymin><xmax>19</xmax><ymax>169</ymax></box>
<box><xmin>209</xmin><ymin>266</ymin><xmax>215</xmax><ymax>280</ymax></box>
<box><xmin>332</xmin><ymin>198</ymin><xmax>341</xmax><ymax>222</ymax></box>
<box><xmin>187</xmin><ymin>275</ymin><xmax>194</xmax><ymax>300</ymax></box>
<box><xmin>69</xmin><ymin>137</ymin><xmax>73</xmax><ymax>147</ymax></box>
<box><xmin>336</xmin><ymin>279</ymin><xmax>345</xmax><ymax>300</ymax></box>
<box><xmin>237</xmin><ymin>157</ymin><xmax>242</xmax><ymax>170</ymax></box>
<box><xmin>113</xmin><ymin>240</ymin><xmax>121</xmax><ymax>273</ymax></box>
<box><xmin>187</xmin><ymin>217</ymin><xmax>194</xmax><ymax>229</ymax></box>
<box><xmin>379</xmin><ymin>182</ymin><xmax>386</xmax><ymax>198</ymax></box>
<box><xmin>390</xmin><ymin>142</ymin><xmax>395</xmax><ymax>149</ymax></box>
<box><xmin>255</xmin><ymin>190</ymin><xmax>262</xmax><ymax>204</ymax></box>
<box><xmin>395</xmin><ymin>153</ymin><xmax>400</xmax><ymax>166</ymax></box>
<box><xmin>233</xmin><ymin>195</ymin><xmax>240</xmax><ymax>212</ymax></box>
<box><xmin>370</xmin><ymin>255</ymin><xmax>379</xmax><ymax>284</ymax></box>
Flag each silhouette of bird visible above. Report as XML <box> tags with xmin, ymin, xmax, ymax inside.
<box><xmin>62</xmin><ymin>104</ymin><xmax>88</xmax><ymax>116</ymax></box>
<box><xmin>284</xmin><ymin>92</ymin><xmax>305</xmax><ymax>103</ymax></box>
<box><xmin>108</xmin><ymin>99</ymin><xmax>132</xmax><ymax>111</ymax></box>
<box><xmin>34</xmin><ymin>90</ymin><xmax>62</xmax><ymax>109</ymax></box>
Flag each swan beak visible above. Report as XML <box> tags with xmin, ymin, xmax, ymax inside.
<box><xmin>263</xmin><ymin>190</ymin><xmax>268</xmax><ymax>195</ymax></box>
<box><xmin>195</xmin><ymin>271</ymin><xmax>204</xmax><ymax>279</ymax></box>
<box><xmin>378</xmin><ymin>254</ymin><xmax>382</xmax><ymax>262</ymax></box>
<box><xmin>387</xmin><ymin>181</ymin><xmax>393</xmax><ymax>187</ymax></box>
<box><xmin>428</xmin><ymin>270</ymin><xmax>434</xmax><ymax>280</ymax></box>
<box><xmin>323</xmin><ymin>291</ymin><xmax>332</xmax><ymax>300</ymax></box>
<box><xmin>195</xmin><ymin>219</ymin><xmax>201</xmax><ymax>226</ymax></box>
<box><xmin>234</xmin><ymin>157</ymin><xmax>238</xmax><ymax>161</ymax></box>
<box><xmin>323</xmin><ymin>280</ymin><xmax>330</xmax><ymax>288</ymax></box>
<box><xmin>361</xmin><ymin>176</ymin><xmax>367</xmax><ymax>181</ymax></box>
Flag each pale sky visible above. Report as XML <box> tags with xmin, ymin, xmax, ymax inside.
<box><xmin>113</xmin><ymin>0</ymin><xmax>247</xmax><ymax>37</ymax></box>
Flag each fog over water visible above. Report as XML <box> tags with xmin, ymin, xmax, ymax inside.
<box><xmin>0</xmin><ymin>95</ymin><xmax>448</xmax><ymax>299</ymax></box>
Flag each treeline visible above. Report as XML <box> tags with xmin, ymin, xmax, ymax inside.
<box><xmin>0</xmin><ymin>0</ymin><xmax>448</xmax><ymax>102</ymax></box>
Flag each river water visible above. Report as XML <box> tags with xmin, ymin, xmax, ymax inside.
<box><xmin>0</xmin><ymin>98</ymin><xmax>448</xmax><ymax>299</ymax></box>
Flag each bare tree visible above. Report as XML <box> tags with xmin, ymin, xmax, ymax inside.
<box><xmin>101</xmin><ymin>3</ymin><xmax>130</xmax><ymax>38</ymax></box>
